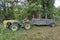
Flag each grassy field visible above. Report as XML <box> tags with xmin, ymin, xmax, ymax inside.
<box><xmin>0</xmin><ymin>23</ymin><xmax>60</xmax><ymax>40</ymax></box>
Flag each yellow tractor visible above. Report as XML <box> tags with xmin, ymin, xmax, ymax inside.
<box><xmin>3</xmin><ymin>19</ymin><xmax>31</xmax><ymax>31</ymax></box>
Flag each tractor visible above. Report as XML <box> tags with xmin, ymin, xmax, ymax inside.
<box><xmin>3</xmin><ymin>19</ymin><xmax>31</xmax><ymax>31</ymax></box>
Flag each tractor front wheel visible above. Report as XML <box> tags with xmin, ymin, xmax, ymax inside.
<box><xmin>24</xmin><ymin>24</ymin><xmax>31</xmax><ymax>30</ymax></box>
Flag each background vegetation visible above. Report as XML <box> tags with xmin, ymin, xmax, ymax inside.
<box><xmin>0</xmin><ymin>0</ymin><xmax>59</xmax><ymax>22</ymax></box>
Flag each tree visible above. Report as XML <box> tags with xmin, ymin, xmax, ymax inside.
<box><xmin>3</xmin><ymin>0</ymin><xmax>15</xmax><ymax>20</ymax></box>
<box><xmin>12</xmin><ymin>0</ymin><xmax>42</xmax><ymax>20</ymax></box>
<box><xmin>41</xmin><ymin>0</ymin><xmax>55</xmax><ymax>19</ymax></box>
<box><xmin>0</xmin><ymin>0</ymin><xmax>55</xmax><ymax>22</ymax></box>
<box><xmin>53</xmin><ymin>8</ymin><xmax>60</xmax><ymax>20</ymax></box>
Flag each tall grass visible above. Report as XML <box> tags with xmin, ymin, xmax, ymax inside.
<box><xmin>0</xmin><ymin>24</ymin><xmax>27</xmax><ymax>40</ymax></box>
<box><xmin>0</xmin><ymin>23</ymin><xmax>60</xmax><ymax>40</ymax></box>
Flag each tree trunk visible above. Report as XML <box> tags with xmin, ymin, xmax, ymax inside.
<box><xmin>45</xmin><ymin>13</ymin><xmax>47</xmax><ymax>19</ymax></box>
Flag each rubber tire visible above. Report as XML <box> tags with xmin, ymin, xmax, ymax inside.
<box><xmin>7</xmin><ymin>22</ymin><xmax>12</xmax><ymax>29</ymax></box>
<box><xmin>10</xmin><ymin>23</ymin><xmax>19</xmax><ymax>31</ymax></box>
<box><xmin>24</xmin><ymin>24</ymin><xmax>31</xmax><ymax>30</ymax></box>
<box><xmin>50</xmin><ymin>23</ymin><xmax>55</xmax><ymax>27</ymax></box>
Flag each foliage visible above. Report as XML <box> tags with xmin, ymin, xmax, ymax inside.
<box><xmin>53</xmin><ymin>8</ymin><xmax>60</xmax><ymax>20</ymax></box>
<box><xmin>0</xmin><ymin>9</ymin><xmax>4</xmax><ymax>23</ymax></box>
<box><xmin>0</xmin><ymin>0</ymin><xmax>57</xmax><ymax>22</ymax></box>
<box><xmin>13</xmin><ymin>0</ymin><xmax>42</xmax><ymax>20</ymax></box>
<box><xmin>41</xmin><ymin>0</ymin><xmax>55</xmax><ymax>19</ymax></box>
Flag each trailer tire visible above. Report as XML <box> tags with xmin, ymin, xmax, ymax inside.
<box><xmin>50</xmin><ymin>23</ymin><xmax>55</xmax><ymax>27</ymax></box>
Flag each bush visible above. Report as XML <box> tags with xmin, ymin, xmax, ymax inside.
<box><xmin>0</xmin><ymin>9</ymin><xmax>4</xmax><ymax>23</ymax></box>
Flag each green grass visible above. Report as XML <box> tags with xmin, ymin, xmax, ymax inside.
<box><xmin>0</xmin><ymin>23</ymin><xmax>60</xmax><ymax>40</ymax></box>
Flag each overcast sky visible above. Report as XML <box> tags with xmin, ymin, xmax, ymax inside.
<box><xmin>54</xmin><ymin>0</ymin><xmax>60</xmax><ymax>7</ymax></box>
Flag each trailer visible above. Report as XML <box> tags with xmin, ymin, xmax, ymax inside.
<box><xmin>32</xmin><ymin>18</ymin><xmax>56</xmax><ymax>27</ymax></box>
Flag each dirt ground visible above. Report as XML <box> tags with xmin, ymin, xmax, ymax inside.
<box><xmin>18</xmin><ymin>26</ymin><xmax>60</xmax><ymax>40</ymax></box>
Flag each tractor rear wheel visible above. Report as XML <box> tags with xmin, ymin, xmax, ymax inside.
<box><xmin>10</xmin><ymin>23</ymin><xmax>20</xmax><ymax>31</ymax></box>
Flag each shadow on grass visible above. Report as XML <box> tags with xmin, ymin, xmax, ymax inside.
<box><xmin>32</xmin><ymin>25</ymin><xmax>51</xmax><ymax>27</ymax></box>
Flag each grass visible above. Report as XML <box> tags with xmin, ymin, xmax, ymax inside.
<box><xmin>0</xmin><ymin>23</ymin><xmax>60</xmax><ymax>40</ymax></box>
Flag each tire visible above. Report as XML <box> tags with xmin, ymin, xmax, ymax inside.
<box><xmin>24</xmin><ymin>24</ymin><xmax>31</xmax><ymax>30</ymax></box>
<box><xmin>7</xmin><ymin>22</ymin><xmax>12</xmax><ymax>29</ymax></box>
<box><xmin>10</xmin><ymin>23</ymin><xmax>20</xmax><ymax>31</ymax></box>
<box><xmin>50</xmin><ymin>23</ymin><xmax>55</xmax><ymax>27</ymax></box>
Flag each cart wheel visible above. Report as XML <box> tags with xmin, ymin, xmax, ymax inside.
<box><xmin>10</xmin><ymin>23</ymin><xmax>19</xmax><ymax>31</ymax></box>
<box><xmin>50</xmin><ymin>23</ymin><xmax>55</xmax><ymax>27</ymax></box>
<box><xmin>24</xmin><ymin>24</ymin><xmax>31</xmax><ymax>30</ymax></box>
